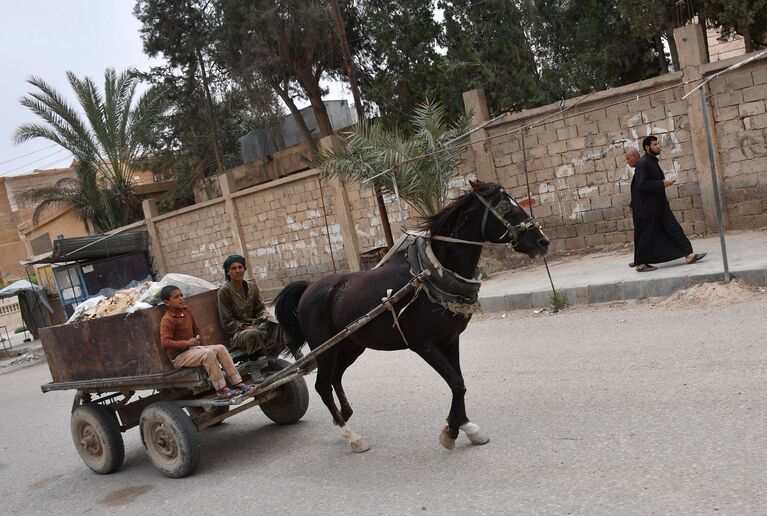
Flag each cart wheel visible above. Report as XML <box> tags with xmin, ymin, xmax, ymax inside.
<box><xmin>140</xmin><ymin>401</ymin><xmax>200</xmax><ymax>478</ymax></box>
<box><xmin>260</xmin><ymin>358</ymin><xmax>310</xmax><ymax>424</ymax></box>
<box><xmin>70</xmin><ymin>404</ymin><xmax>124</xmax><ymax>475</ymax></box>
<box><xmin>187</xmin><ymin>405</ymin><xmax>229</xmax><ymax>426</ymax></box>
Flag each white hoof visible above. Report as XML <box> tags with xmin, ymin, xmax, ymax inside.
<box><xmin>350</xmin><ymin>438</ymin><xmax>370</xmax><ymax>453</ymax></box>
<box><xmin>440</xmin><ymin>425</ymin><xmax>456</xmax><ymax>450</ymax></box>
<box><xmin>460</xmin><ymin>422</ymin><xmax>490</xmax><ymax>445</ymax></box>
<box><xmin>341</xmin><ymin>424</ymin><xmax>369</xmax><ymax>453</ymax></box>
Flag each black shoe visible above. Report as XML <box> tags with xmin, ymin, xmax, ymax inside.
<box><xmin>629</xmin><ymin>261</ymin><xmax>636</xmax><ymax>268</ymax></box>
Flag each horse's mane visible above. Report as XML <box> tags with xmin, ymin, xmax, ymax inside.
<box><xmin>418</xmin><ymin>182</ymin><xmax>502</xmax><ymax>237</ymax></box>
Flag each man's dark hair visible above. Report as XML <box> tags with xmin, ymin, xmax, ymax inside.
<box><xmin>642</xmin><ymin>135</ymin><xmax>658</xmax><ymax>151</ymax></box>
<box><xmin>160</xmin><ymin>285</ymin><xmax>181</xmax><ymax>301</ymax></box>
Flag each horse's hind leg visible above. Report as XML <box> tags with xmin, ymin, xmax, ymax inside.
<box><xmin>332</xmin><ymin>344</ymin><xmax>366</xmax><ymax>422</ymax></box>
<box><xmin>443</xmin><ymin>339</ymin><xmax>489</xmax><ymax>447</ymax></box>
<box><xmin>315</xmin><ymin>348</ymin><xmax>370</xmax><ymax>453</ymax></box>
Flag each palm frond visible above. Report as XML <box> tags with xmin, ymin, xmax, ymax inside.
<box><xmin>316</xmin><ymin>99</ymin><xmax>465</xmax><ymax>216</ymax></box>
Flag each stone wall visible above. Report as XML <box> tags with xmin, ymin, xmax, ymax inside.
<box><xmin>153</xmin><ymin>201</ymin><xmax>236</xmax><ymax>283</ymax></box>
<box><xmin>233</xmin><ymin>171</ymin><xmax>345</xmax><ymax>291</ymax></box>
<box><xmin>708</xmin><ymin>59</ymin><xmax>767</xmax><ymax>228</ymax></box>
<box><xmin>473</xmin><ymin>73</ymin><xmax>704</xmax><ymax>253</ymax></box>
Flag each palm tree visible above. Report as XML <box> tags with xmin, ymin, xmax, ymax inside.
<box><xmin>14</xmin><ymin>68</ymin><xmax>164</xmax><ymax>232</ymax></box>
<box><xmin>316</xmin><ymin>100</ymin><xmax>468</xmax><ymax>217</ymax></box>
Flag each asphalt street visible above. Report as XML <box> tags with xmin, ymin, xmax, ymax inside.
<box><xmin>1</xmin><ymin>295</ymin><xmax>766</xmax><ymax>515</ymax></box>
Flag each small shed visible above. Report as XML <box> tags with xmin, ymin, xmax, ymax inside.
<box><xmin>30</xmin><ymin>231</ymin><xmax>154</xmax><ymax>318</ymax></box>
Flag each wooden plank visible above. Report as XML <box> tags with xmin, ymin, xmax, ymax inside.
<box><xmin>40</xmin><ymin>368</ymin><xmax>207</xmax><ymax>392</ymax></box>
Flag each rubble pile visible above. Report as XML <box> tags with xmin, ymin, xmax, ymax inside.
<box><xmin>67</xmin><ymin>274</ymin><xmax>218</xmax><ymax>323</ymax></box>
<box><xmin>69</xmin><ymin>281</ymin><xmax>153</xmax><ymax>322</ymax></box>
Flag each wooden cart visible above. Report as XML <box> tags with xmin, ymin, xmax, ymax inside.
<box><xmin>39</xmin><ymin>290</ymin><xmax>311</xmax><ymax>478</ymax></box>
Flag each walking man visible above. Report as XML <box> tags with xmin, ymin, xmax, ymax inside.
<box><xmin>625</xmin><ymin>147</ymin><xmax>641</xmax><ymax>268</ymax></box>
<box><xmin>631</xmin><ymin>135</ymin><xmax>706</xmax><ymax>272</ymax></box>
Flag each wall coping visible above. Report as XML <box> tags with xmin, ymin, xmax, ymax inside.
<box><xmin>230</xmin><ymin>168</ymin><xmax>320</xmax><ymax>200</ymax></box>
<box><xmin>701</xmin><ymin>48</ymin><xmax>767</xmax><ymax>76</ymax></box>
<box><xmin>487</xmin><ymin>71</ymin><xmax>684</xmax><ymax>131</ymax></box>
<box><xmin>151</xmin><ymin>197</ymin><xmax>225</xmax><ymax>223</ymax></box>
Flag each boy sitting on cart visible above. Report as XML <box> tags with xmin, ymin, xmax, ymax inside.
<box><xmin>160</xmin><ymin>285</ymin><xmax>256</xmax><ymax>399</ymax></box>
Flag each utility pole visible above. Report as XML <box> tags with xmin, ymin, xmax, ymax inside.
<box><xmin>329</xmin><ymin>0</ymin><xmax>394</xmax><ymax>248</ymax></box>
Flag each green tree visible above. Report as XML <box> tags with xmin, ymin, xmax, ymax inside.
<box><xmin>214</xmin><ymin>0</ymin><xmax>346</xmax><ymax>142</ymax></box>
<box><xmin>524</xmin><ymin>0</ymin><xmax>660</xmax><ymax>99</ymax></box>
<box><xmin>439</xmin><ymin>0</ymin><xmax>545</xmax><ymax>115</ymax></box>
<box><xmin>14</xmin><ymin>69</ymin><xmax>164</xmax><ymax>231</ymax></box>
<box><xmin>317</xmin><ymin>100</ymin><xmax>467</xmax><ymax>216</ymax></box>
<box><xmin>705</xmin><ymin>0</ymin><xmax>767</xmax><ymax>53</ymax></box>
<box><xmin>351</xmin><ymin>0</ymin><xmax>447</xmax><ymax>130</ymax></box>
<box><xmin>618</xmin><ymin>0</ymin><xmax>703</xmax><ymax>72</ymax></box>
<box><xmin>135</xmin><ymin>0</ymin><xmax>227</xmax><ymax>174</ymax></box>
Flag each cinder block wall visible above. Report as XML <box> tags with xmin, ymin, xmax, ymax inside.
<box><xmin>709</xmin><ymin>61</ymin><xmax>767</xmax><ymax>228</ymax></box>
<box><xmin>234</xmin><ymin>172</ymin><xmax>346</xmax><ymax>291</ymax></box>
<box><xmin>469</xmin><ymin>74</ymin><xmax>704</xmax><ymax>253</ymax></box>
<box><xmin>154</xmin><ymin>202</ymin><xmax>236</xmax><ymax>283</ymax></box>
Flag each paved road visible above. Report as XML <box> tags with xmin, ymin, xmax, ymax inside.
<box><xmin>1</xmin><ymin>296</ymin><xmax>766</xmax><ymax>515</ymax></box>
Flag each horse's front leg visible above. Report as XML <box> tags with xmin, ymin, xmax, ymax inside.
<box><xmin>443</xmin><ymin>339</ymin><xmax>489</xmax><ymax>447</ymax></box>
<box><xmin>410</xmin><ymin>339</ymin><xmax>486</xmax><ymax>449</ymax></box>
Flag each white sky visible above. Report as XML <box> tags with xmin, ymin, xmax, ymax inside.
<box><xmin>0</xmin><ymin>1</ymin><xmax>351</xmax><ymax>178</ymax></box>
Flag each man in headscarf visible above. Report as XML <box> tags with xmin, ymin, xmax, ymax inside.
<box><xmin>217</xmin><ymin>255</ymin><xmax>296</xmax><ymax>380</ymax></box>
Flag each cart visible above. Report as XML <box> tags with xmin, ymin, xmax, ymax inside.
<box><xmin>39</xmin><ymin>290</ymin><xmax>312</xmax><ymax>478</ymax></box>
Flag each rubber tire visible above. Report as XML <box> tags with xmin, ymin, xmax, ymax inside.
<box><xmin>260</xmin><ymin>358</ymin><xmax>310</xmax><ymax>425</ymax></box>
<box><xmin>70</xmin><ymin>404</ymin><xmax>125</xmax><ymax>475</ymax></box>
<box><xmin>140</xmin><ymin>401</ymin><xmax>200</xmax><ymax>478</ymax></box>
<box><xmin>187</xmin><ymin>405</ymin><xmax>229</xmax><ymax>426</ymax></box>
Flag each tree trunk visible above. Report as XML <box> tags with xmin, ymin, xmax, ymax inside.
<box><xmin>296</xmin><ymin>69</ymin><xmax>334</xmax><ymax>137</ymax></box>
<box><xmin>195</xmin><ymin>48</ymin><xmax>225</xmax><ymax>175</ymax></box>
<box><xmin>269</xmin><ymin>80</ymin><xmax>317</xmax><ymax>151</ymax></box>
<box><xmin>741</xmin><ymin>25</ymin><xmax>755</xmax><ymax>53</ymax></box>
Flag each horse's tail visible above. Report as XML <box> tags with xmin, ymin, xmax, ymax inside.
<box><xmin>275</xmin><ymin>280</ymin><xmax>310</xmax><ymax>357</ymax></box>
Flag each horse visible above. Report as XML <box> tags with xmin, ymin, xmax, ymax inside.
<box><xmin>275</xmin><ymin>180</ymin><xmax>550</xmax><ymax>452</ymax></box>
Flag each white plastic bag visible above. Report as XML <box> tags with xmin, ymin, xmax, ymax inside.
<box><xmin>67</xmin><ymin>295</ymin><xmax>107</xmax><ymax>323</ymax></box>
<box><xmin>138</xmin><ymin>273</ymin><xmax>218</xmax><ymax>306</ymax></box>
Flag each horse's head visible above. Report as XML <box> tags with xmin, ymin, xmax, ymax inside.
<box><xmin>469</xmin><ymin>180</ymin><xmax>550</xmax><ymax>258</ymax></box>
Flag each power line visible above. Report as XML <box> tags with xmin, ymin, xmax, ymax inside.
<box><xmin>0</xmin><ymin>148</ymin><xmax>69</xmax><ymax>177</ymax></box>
<box><xmin>27</xmin><ymin>154</ymin><xmax>74</xmax><ymax>172</ymax></box>
<box><xmin>0</xmin><ymin>143</ymin><xmax>59</xmax><ymax>166</ymax></box>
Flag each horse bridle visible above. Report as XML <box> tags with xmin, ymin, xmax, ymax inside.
<box><xmin>473</xmin><ymin>189</ymin><xmax>541</xmax><ymax>248</ymax></box>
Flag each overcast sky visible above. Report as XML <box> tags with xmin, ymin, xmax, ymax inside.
<box><xmin>0</xmin><ymin>1</ymin><xmax>351</xmax><ymax>179</ymax></box>
<box><xmin>0</xmin><ymin>2</ymin><xmax>159</xmax><ymax>177</ymax></box>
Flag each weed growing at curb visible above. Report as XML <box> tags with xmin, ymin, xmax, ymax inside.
<box><xmin>549</xmin><ymin>292</ymin><xmax>568</xmax><ymax>313</ymax></box>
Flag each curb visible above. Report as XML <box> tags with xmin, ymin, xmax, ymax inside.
<box><xmin>479</xmin><ymin>268</ymin><xmax>767</xmax><ymax>313</ymax></box>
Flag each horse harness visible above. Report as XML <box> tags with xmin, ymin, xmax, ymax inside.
<box><xmin>381</xmin><ymin>189</ymin><xmax>541</xmax><ymax>346</ymax></box>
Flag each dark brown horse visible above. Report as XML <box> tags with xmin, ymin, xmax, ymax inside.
<box><xmin>275</xmin><ymin>181</ymin><xmax>549</xmax><ymax>452</ymax></box>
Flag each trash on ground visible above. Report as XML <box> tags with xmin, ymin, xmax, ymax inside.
<box><xmin>6</xmin><ymin>352</ymin><xmax>42</xmax><ymax>367</ymax></box>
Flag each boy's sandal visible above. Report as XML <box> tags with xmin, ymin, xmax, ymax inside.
<box><xmin>636</xmin><ymin>264</ymin><xmax>657</xmax><ymax>272</ymax></box>
<box><xmin>686</xmin><ymin>252</ymin><xmax>706</xmax><ymax>264</ymax></box>
<box><xmin>215</xmin><ymin>387</ymin><xmax>239</xmax><ymax>399</ymax></box>
<box><xmin>233</xmin><ymin>383</ymin><xmax>257</xmax><ymax>395</ymax></box>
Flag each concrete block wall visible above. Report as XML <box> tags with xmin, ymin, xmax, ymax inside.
<box><xmin>154</xmin><ymin>201</ymin><xmax>236</xmax><ymax>283</ymax></box>
<box><xmin>709</xmin><ymin>60</ymin><xmax>767</xmax><ymax>229</ymax></box>
<box><xmin>235</xmin><ymin>172</ymin><xmax>346</xmax><ymax>291</ymax></box>
<box><xmin>476</xmin><ymin>75</ymin><xmax>704</xmax><ymax>253</ymax></box>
